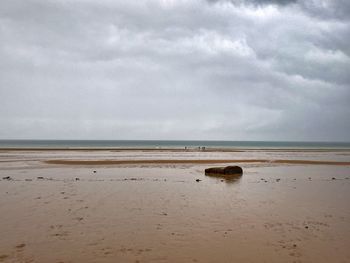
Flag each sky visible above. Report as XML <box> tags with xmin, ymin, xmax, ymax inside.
<box><xmin>0</xmin><ymin>0</ymin><xmax>349</xmax><ymax>141</ymax></box>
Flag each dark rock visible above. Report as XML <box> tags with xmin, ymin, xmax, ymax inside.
<box><xmin>37</xmin><ymin>177</ymin><xmax>44</xmax><ymax>180</ymax></box>
<box><xmin>195</xmin><ymin>179</ymin><xmax>201</xmax><ymax>182</ymax></box>
<box><xmin>93</xmin><ymin>170</ymin><xmax>97</xmax><ymax>173</ymax></box>
<box><xmin>332</xmin><ymin>177</ymin><xmax>336</xmax><ymax>180</ymax></box>
<box><xmin>205</xmin><ymin>166</ymin><xmax>243</xmax><ymax>177</ymax></box>
<box><xmin>75</xmin><ymin>178</ymin><xmax>80</xmax><ymax>181</ymax></box>
<box><xmin>2</xmin><ymin>176</ymin><xmax>11</xmax><ymax>180</ymax></box>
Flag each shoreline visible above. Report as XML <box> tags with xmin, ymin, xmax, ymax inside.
<box><xmin>1</xmin><ymin>147</ymin><xmax>350</xmax><ymax>152</ymax></box>
<box><xmin>43</xmin><ymin>159</ymin><xmax>350</xmax><ymax>166</ymax></box>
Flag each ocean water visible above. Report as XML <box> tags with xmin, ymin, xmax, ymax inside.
<box><xmin>0</xmin><ymin>140</ymin><xmax>350</xmax><ymax>149</ymax></box>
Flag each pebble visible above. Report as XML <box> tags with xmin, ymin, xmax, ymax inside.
<box><xmin>37</xmin><ymin>177</ymin><xmax>44</xmax><ymax>180</ymax></box>
<box><xmin>195</xmin><ymin>179</ymin><xmax>201</xmax><ymax>182</ymax></box>
<box><xmin>2</xmin><ymin>176</ymin><xmax>11</xmax><ymax>180</ymax></box>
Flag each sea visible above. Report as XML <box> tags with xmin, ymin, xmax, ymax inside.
<box><xmin>0</xmin><ymin>140</ymin><xmax>350</xmax><ymax>149</ymax></box>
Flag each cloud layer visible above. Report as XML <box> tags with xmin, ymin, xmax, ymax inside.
<box><xmin>0</xmin><ymin>0</ymin><xmax>349</xmax><ymax>141</ymax></box>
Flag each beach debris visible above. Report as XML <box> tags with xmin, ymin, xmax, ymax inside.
<box><xmin>2</xmin><ymin>176</ymin><xmax>11</xmax><ymax>180</ymax></box>
<box><xmin>195</xmin><ymin>179</ymin><xmax>201</xmax><ymax>182</ymax></box>
<box><xmin>205</xmin><ymin>166</ymin><xmax>243</xmax><ymax>177</ymax></box>
<box><xmin>37</xmin><ymin>176</ymin><xmax>44</xmax><ymax>180</ymax></box>
<box><xmin>15</xmin><ymin>243</ymin><xmax>26</xmax><ymax>249</ymax></box>
<box><xmin>123</xmin><ymin>178</ymin><xmax>144</xmax><ymax>181</ymax></box>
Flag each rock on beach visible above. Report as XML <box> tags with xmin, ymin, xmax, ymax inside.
<box><xmin>205</xmin><ymin>166</ymin><xmax>243</xmax><ymax>176</ymax></box>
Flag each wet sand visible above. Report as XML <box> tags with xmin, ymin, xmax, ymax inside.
<box><xmin>44</xmin><ymin>159</ymin><xmax>350</xmax><ymax>165</ymax></box>
<box><xmin>0</xmin><ymin>149</ymin><xmax>350</xmax><ymax>262</ymax></box>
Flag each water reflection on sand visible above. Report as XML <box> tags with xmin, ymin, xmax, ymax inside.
<box><xmin>0</xmin><ymin>149</ymin><xmax>349</xmax><ymax>262</ymax></box>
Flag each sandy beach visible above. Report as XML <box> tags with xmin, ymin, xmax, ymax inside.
<box><xmin>0</xmin><ymin>148</ymin><xmax>350</xmax><ymax>262</ymax></box>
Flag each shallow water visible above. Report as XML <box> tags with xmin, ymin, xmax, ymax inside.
<box><xmin>1</xmin><ymin>139</ymin><xmax>350</xmax><ymax>149</ymax></box>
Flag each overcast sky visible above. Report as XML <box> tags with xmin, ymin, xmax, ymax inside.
<box><xmin>0</xmin><ymin>0</ymin><xmax>349</xmax><ymax>141</ymax></box>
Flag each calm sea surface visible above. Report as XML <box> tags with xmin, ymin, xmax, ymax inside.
<box><xmin>0</xmin><ymin>140</ymin><xmax>350</xmax><ymax>149</ymax></box>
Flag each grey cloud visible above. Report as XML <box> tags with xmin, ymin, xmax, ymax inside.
<box><xmin>208</xmin><ymin>0</ymin><xmax>350</xmax><ymax>20</ymax></box>
<box><xmin>0</xmin><ymin>0</ymin><xmax>349</xmax><ymax>141</ymax></box>
<box><xmin>207</xmin><ymin>0</ymin><xmax>297</xmax><ymax>6</ymax></box>
<box><xmin>298</xmin><ymin>0</ymin><xmax>350</xmax><ymax>21</ymax></box>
